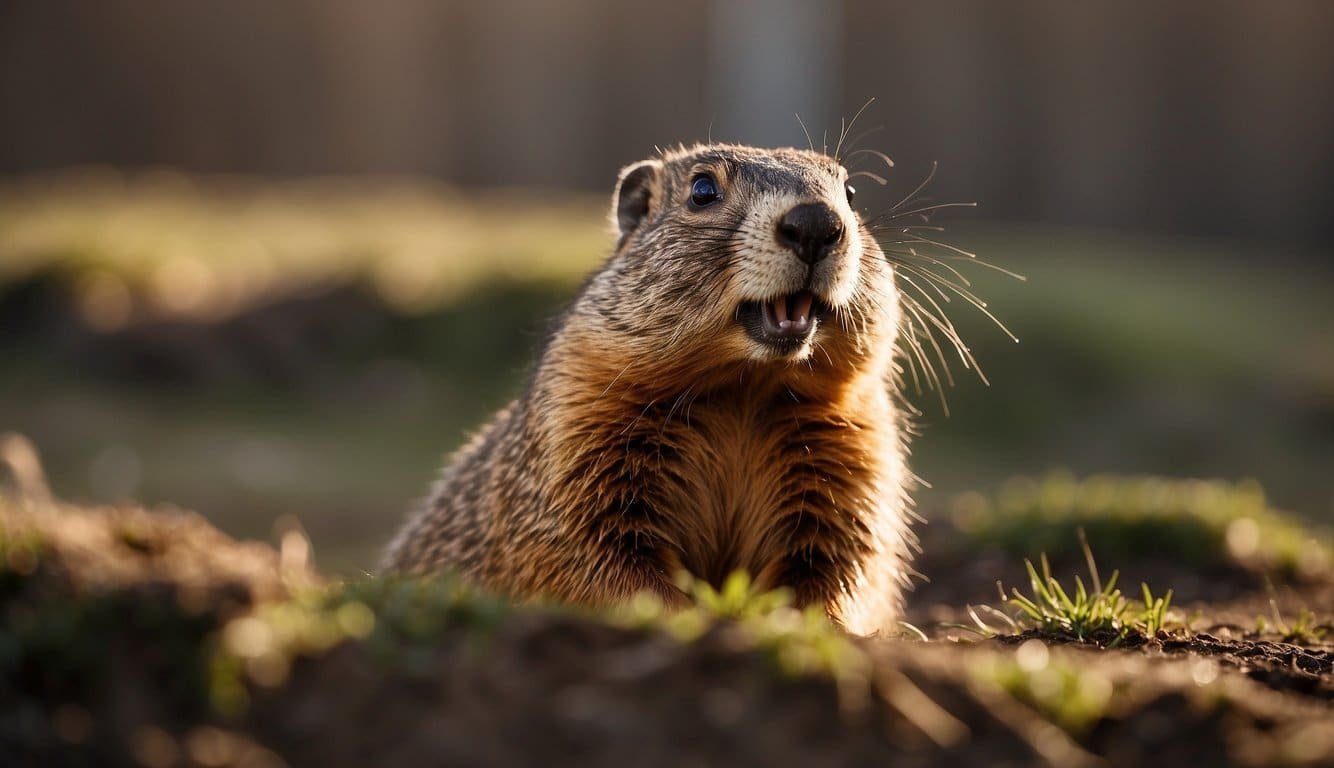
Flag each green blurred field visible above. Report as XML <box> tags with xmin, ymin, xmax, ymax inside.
<box><xmin>2</xmin><ymin>171</ymin><xmax>1331</xmax><ymax>575</ymax></box>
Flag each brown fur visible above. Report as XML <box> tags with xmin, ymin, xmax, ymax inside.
<box><xmin>383</xmin><ymin>144</ymin><xmax>915</xmax><ymax>635</ymax></box>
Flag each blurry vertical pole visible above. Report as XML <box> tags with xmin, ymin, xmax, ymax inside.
<box><xmin>707</xmin><ymin>0</ymin><xmax>844</xmax><ymax>148</ymax></box>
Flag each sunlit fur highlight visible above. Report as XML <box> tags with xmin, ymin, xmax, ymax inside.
<box><xmin>384</xmin><ymin>143</ymin><xmax>915</xmax><ymax>635</ymax></box>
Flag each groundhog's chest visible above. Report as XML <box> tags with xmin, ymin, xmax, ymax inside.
<box><xmin>650</xmin><ymin>399</ymin><xmax>847</xmax><ymax>590</ymax></box>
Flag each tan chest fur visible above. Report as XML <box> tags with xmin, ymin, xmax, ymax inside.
<box><xmin>655</xmin><ymin>396</ymin><xmax>793</xmax><ymax>585</ymax></box>
<box><xmin>600</xmin><ymin>366</ymin><xmax>899</xmax><ymax>599</ymax></box>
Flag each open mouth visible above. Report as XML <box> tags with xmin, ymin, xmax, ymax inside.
<box><xmin>737</xmin><ymin>290</ymin><xmax>829</xmax><ymax>350</ymax></box>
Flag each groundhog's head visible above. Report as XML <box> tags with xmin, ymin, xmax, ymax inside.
<box><xmin>591</xmin><ymin>144</ymin><xmax>896</xmax><ymax>374</ymax></box>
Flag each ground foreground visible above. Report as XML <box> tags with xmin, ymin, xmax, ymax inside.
<box><xmin>2</xmin><ymin>491</ymin><xmax>1332</xmax><ymax>767</ymax></box>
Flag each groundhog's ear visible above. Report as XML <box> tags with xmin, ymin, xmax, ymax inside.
<box><xmin>612</xmin><ymin>159</ymin><xmax>662</xmax><ymax>246</ymax></box>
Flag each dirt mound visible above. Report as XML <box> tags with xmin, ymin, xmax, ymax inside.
<box><xmin>1</xmin><ymin>495</ymin><xmax>317</xmax><ymax>600</ymax></box>
<box><xmin>3</xmin><ymin>496</ymin><xmax>1331</xmax><ymax>767</ymax></box>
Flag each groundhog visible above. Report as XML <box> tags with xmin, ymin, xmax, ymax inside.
<box><xmin>383</xmin><ymin>143</ymin><xmax>915</xmax><ymax>635</ymax></box>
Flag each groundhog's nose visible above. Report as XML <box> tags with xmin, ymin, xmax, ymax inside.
<box><xmin>776</xmin><ymin>202</ymin><xmax>845</xmax><ymax>264</ymax></box>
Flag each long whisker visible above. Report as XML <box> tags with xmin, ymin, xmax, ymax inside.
<box><xmin>839</xmin><ymin>126</ymin><xmax>888</xmax><ymax>164</ymax></box>
<box><xmin>868</xmin><ymin>201</ymin><xmax>979</xmax><ymax>224</ymax></box>
<box><xmin>897</xmin><ymin>329</ymin><xmax>925</xmax><ymax>395</ymax></box>
<box><xmin>898</xmin><ymin>312</ymin><xmax>937</xmax><ymax>394</ymax></box>
<box><xmin>898</xmin><ymin>298</ymin><xmax>953</xmax><ymax>413</ymax></box>
<box><xmin>849</xmin><ymin>170</ymin><xmax>889</xmax><ymax>186</ymax></box>
<box><xmin>895</xmin><ymin>262</ymin><xmax>1020</xmax><ymax>343</ymax></box>
<box><xmin>902</xmin><ymin>317</ymin><xmax>938</xmax><ymax>391</ymax></box>
<box><xmin>909</xmin><ymin>250</ymin><xmax>1029</xmax><ymax>283</ymax></box>
<box><xmin>892</xmin><ymin>259</ymin><xmax>985</xmax><ymax>306</ymax></box>
<box><xmin>897</xmin><ymin>273</ymin><xmax>980</xmax><ymax>377</ymax></box>
<box><xmin>845</xmin><ymin>148</ymin><xmax>895</xmax><ymax>170</ymax></box>
<box><xmin>835</xmin><ymin>98</ymin><xmax>877</xmax><ymax>160</ymax></box>
<box><xmin>890</xmin><ymin>161</ymin><xmax>939</xmax><ymax>213</ymax></box>
<box><xmin>897</xmin><ymin>263</ymin><xmax>958</xmax><ymax>306</ymax></box>
<box><xmin>898</xmin><ymin>233</ymin><xmax>979</xmax><ymax>259</ymax></box>
<box><xmin>795</xmin><ymin>113</ymin><xmax>815</xmax><ymax>153</ymax></box>
<box><xmin>880</xmin><ymin>237</ymin><xmax>1028</xmax><ymax>283</ymax></box>
<box><xmin>901</xmin><ymin>234</ymin><xmax>1029</xmax><ymax>284</ymax></box>
<box><xmin>900</xmin><ymin>292</ymin><xmax>959</xmax><ymax>385</ymax></box>
<box><xmin>883</xmin><ymin>246</ymin><xmax>974</xmax><ymax>287</ymax></box>
<box><xmin>896</xmin><ymin>317</ymin><xmax>928</xmax><ymax>396</ymax></box>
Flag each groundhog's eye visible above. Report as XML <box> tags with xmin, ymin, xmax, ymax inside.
<box><xmin>845</xmin><ymin>184</ymin><xmax>856</xmax><ymax>203</ymax></box>
<box><xmin>689</xmin><ymin>174</ymin><xmax>722</xmax><ymax>208</ymax></box>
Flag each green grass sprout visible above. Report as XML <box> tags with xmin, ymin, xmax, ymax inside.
<box><xmin>1137</xmin><ymin>583</ymin><xmax>1173</xmax><ymax>638</ymax></box>
<box><xmin>974</xmin><ymin>532</ymin><xmax>1184</xmax><ymax>645</ymax></box>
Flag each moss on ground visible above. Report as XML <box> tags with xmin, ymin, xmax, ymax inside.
<box><xmin>950</xmin><ymin>472</ymin><xmax>1332</xmax><ymax>581</ymax></box>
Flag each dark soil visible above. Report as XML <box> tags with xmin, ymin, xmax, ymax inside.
<box><xmin>994</xmin><ymin>628</ymin><xmax>1334</xmax><ymax>700</ymax></box>
<box><xmin>3</xmin><ymin>496</ymin><xmax>1332</xmax><ymax>767</ymax></box>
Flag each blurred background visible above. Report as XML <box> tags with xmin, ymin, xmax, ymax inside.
<box><xmin>1</xmin><ymin>1</ymin><xmax>1331</xmax><ymax>575</ymax></box>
